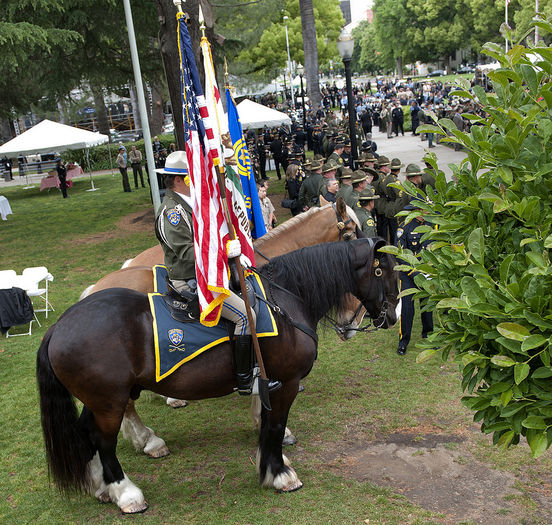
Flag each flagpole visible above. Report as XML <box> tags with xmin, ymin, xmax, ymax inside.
<box><xmin>219</xmin><ymin>70</ymin><xmax>274</xmax><ymax>410</ymax></box>
<box><xmin>213</xmin><ymin>159</ymin><xmax>273</xmax><ymax>410</ymax></box>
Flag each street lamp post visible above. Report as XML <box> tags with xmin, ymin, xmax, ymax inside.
<box><xmin>337</xmin><ymin>27</ymin><xmax>357</xmax><ymax>169</ymax></box>
<box><xmin>283</xmin><ymin>15</ymin><xmax>295</xmax><ymax>110</ymax></box>
<box><xmin>297</xmin><ymin>64</ymin><xmax>306</xmax><ymax>130</ymax></box>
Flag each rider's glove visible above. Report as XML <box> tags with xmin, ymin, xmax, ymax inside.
<box><xmin>227</xmin><ymin>239</ymin><xmax>242</xmax><ymax>259</ymax></box>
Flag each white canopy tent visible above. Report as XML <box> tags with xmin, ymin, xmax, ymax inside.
<box><xmin>236</xmin><ymin>99</ymin><xmax>291</xmax><ymax>130</ymax></box>
<box><xmin>0</xmin><ymin>119</ymin><xmax>109</xmax><ymax>190</ymax></box>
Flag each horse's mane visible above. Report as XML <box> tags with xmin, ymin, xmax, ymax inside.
<box><xmin>261</xmin><ymin>240</ymin><xmax>373</xmax><ymax>321</ymax></box>
<box><xmin>254</xmin><ymin>206</ymin><xmax>325</xmax><ymax>247</ymax></box>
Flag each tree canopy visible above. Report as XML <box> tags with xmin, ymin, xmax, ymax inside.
<box><xmin>237</xmin><ymin>0</ymin><xmax>343</xmax><ymax>76</ymax></box>
<box><xmin>0</xmin><ymin>1</ymin><xmax>81</xmax><ymax>118</ymax></box>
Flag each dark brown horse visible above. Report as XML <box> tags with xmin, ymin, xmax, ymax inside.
<box><xmin>37</xmin><ymin>239</ymin><xmax>397</xmax><ymax>513</ymax></box>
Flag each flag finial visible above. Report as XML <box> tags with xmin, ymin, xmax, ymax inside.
<box><xmin>199</xmin><ymin>4</ymin><xmax>206</xmax><ymax>38</ymax></box>
<box><xmin>173</xmin><ymin>0</ymin><xmax>183</xmax><ymax>13</ymax></box>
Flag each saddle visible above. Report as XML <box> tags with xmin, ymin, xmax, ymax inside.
<box><xmin>162</xmin><ymin>280</ymin><xmax>200</xmax><ymax>322</ymax></box>
<box><xmin>162</xmin><ymin>272</ymin><xmax>257</xmax><ymax>323</ymax></box>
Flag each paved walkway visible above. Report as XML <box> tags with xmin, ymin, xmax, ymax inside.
<box><xmin>368</xmin><ymin>128</ymin><xmax>466</xmax><ymax>181</ymax></box>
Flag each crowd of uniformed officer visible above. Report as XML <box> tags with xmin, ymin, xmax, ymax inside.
<box><xmin>247</xmin><ymin>118</ymin><xmax>439</xmax><ymax>357</ymax></box>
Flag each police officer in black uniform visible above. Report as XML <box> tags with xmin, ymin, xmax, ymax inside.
<box><xmin>396</xmin><ymin>198</ymin><xmax>434</xmax><ymax>355</ymax></box>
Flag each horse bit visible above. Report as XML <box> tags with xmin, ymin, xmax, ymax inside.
<box><xmin>322</xmin><ymin>256</ymin><xmax>389</xmax><ymax>336</ymax></box>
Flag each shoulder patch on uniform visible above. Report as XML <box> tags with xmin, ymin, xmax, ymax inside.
<box><xmin>356</xmin><ymin>201</ymin><xmax>361</xmax><ymax>207</ymax></box>
<box><xmin>397</xmin><ymin>228</ymin><xmax>404</xmax><ymax>238</ymax></box>
<box><xmin>166</xmin><ymin>208</ymin><xmax>180</xmax><ymax>226</ymax></box>
<box><xmin>367</xmin><ymin>218</ymin><xmax>375</xmax><ymax>227</ymax></box>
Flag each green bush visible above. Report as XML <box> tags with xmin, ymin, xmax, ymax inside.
<box><xmin>70</xmin><ymin>133</ymin><xmax>176</xmax><ymax>171</ymax></box>
<box><xmin>386</xmin><ymin>23</ymin><xmax>552</xmax><ymax>457</ymax></box>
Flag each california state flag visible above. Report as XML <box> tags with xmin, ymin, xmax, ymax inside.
<box><xmin>201</xmin><ymin>35</ymin><xmax>228</xmax><ymax>155</ymax></box>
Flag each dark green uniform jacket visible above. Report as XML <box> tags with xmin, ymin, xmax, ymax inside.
<box><xmin>299</xmin><ymin>172</ymin><xmax>324</xmax><ymax>209</ymax></box>
<box><xmin>336</xmin><ymin>183</ymin><xmax>353</xmax><ymax>206</ymax></box>
<box><xmin>155</xmin><ymin>188</ymin><xmax>196</xmax><ymax>281</ymax></box>
<box><xmin>355</xmin><ymin>205</ymin><xmax>377</xmax><ymax>237</ymax></box>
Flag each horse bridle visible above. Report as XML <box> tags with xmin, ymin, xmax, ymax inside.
<box><xmin>332</xmin><ymin>202</ymin><xmax>359</xmax><ymax>241</ymax></box>
<box><xmin>324</xmin><ymin>238</ymin><xmax>390</xmax><ymax>336</ymax></box>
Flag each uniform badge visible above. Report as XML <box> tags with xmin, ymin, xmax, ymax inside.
<box><xmin>397</xmin><ymin>228</ymin><xmax>404</xmax><ymax>238</ymax></box>
<box><xmin>168</xmin><ymin>328</ymin><xmax>184</xmax><ymax>346</ymax></box>
<box><xmin>166</xmin><ymin>208</ymin><xmax>180</xmax><ymax>226</ymax></box>
<box><xmin>367</xmin><ymin>219</ymin><xmax>375</xmax><ymax>227</ymax></box>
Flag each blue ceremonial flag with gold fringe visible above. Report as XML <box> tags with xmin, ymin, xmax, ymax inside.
<box><xmin>225</xmin><ymin>90</ymin><xmax>267</xmax><ymax>239</ymax></box>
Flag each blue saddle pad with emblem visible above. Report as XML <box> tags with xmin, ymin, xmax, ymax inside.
<box><xmin>149</xmin><ymin>266</ymin><xmax>277</xmax><ymax>382</ymax></box>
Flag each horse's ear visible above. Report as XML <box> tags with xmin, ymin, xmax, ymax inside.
<box><xmin>374</xmin><ymin>238</ymin><xmax>387</xmax><ymax>254</ymax></box>
<box><xmin>320</xmin><ymin>195</ymin><xmax>330</xmax><ymax>207</ymax></box>
<box><xmin>336</xmin><ymin>196</ymin><xmax>346</xmax><ymax>216</ymax></box>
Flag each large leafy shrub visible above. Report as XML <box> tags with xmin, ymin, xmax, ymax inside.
<box><xmin>387</xmin><ymin>23</ymin><xmax>552</xmax><ymax>457</ymax></box>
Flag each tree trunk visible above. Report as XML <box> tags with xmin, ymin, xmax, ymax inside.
<box><xmin>396</xmin><ymin>56</ymin><xmax>403</xmax><ymax>79</ymax></box>
<box><xmin>150</xmin><ymin>81</ymin><xmax>164</xmax><ymax>136</ymax></box>
<box><xmin>155</xmin><ymin>0</ymin><xmax>213</xmax><ymax>149</ymax></box>
<box><xmin>299</xmin><ymin>0</ymin><xmax>321</xmax><ymax>110</ymax></box>
<box><xmin>91</xmin><ymin>85</ymin><xmax>110</xmax><ymax>137</ymax></box>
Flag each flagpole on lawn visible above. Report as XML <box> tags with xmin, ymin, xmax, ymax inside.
<box><xmin>219</xmin><ymin>58</ymin><xmax>273</xmax><ymax>411</ymax></box>
<box><xmin>214</xmin><ymin>158</ymin><xmax>273</xmax><ymax>411</ymax></box>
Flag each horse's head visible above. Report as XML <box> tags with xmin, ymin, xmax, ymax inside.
<box><xmin>318</xmin><ymin>197</ymin><xmax>363</xmax><ymax>243</ymax></box>
<box><xmin>348</xmin><ymin>238</ymin><xmax>399</xmax><ymax>329</ymax></box>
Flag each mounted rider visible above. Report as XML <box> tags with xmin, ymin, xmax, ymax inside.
<box><xmin>154</xmin><ymin>151</ymin><xmax>281</xmax><ymax>395</ymax></box>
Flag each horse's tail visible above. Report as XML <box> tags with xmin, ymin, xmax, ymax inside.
<box><xmin>36</xmin><ymin>327</ymin><xmax>94</xmax><ymax>493</ymax></box>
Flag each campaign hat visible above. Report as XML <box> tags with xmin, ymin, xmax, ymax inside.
<box><xmin>404</xmin><ymin>163</ymin><xmax>424</xmax><ymax>177</ymax></box>
<box><xmin>351</xmin><ymin>170</ymin><xmax>368</xmax><ymax>184</ymax></box>
<box><xmin>340</xmin><ymin>167</ymin><xmax>353</xmax><ymax>179</ymax></box>
<box><xmin>155</xmin><ymin>150</ymin><xmax>188</xmax><ymax>175</ymax></box>
<box><xmin>390</xmin><ymin>158</ymin><xmax>404</xmax><ymax>170</ymax></box>
<box><xmin>358</xmin><ymin>186</ymin><xmax>380</xmax><ymax>201</ymax></box>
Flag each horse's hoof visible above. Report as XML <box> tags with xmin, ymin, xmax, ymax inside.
<box><xmin>144</xmin><ymin>434</ymin><xmax>170</xmax><ymax>458</ymax></box>
<box><xmin>278</xmin><ymin>479</ymin><xmax>303</xmax><ymax>493</ymax></box>
<box><xmin>146</xmin><ymin>445</ymin><xmax>170</xmax><ymax>458</ymax></box>
<box><xmin>121</xmin><ymin>501</ymin><xmax>149</xmax><ymax>514</ymax></box>
<box><xmin>167</xmin><ymin>398</ymin><xmax>188</xmax><ymax>409</ymax></box>
<box><xmin>282</xmin><ymin>434</ymin><xmax>297</xmax><ymax>446</ymax></box>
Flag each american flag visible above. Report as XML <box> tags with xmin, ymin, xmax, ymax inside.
<box><xmin>177</xmin><ymin>12</ymin><xmax>230</xmax><ymax>327</ymax></box>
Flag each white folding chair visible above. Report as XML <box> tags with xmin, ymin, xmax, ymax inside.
<box><xmin>21</xmin><ymin>266</ymin><xmax>54</xmax><ymax>318</ymax></box>
<box><xmin>0</xmin><ymin>270</ymin><xmax>17</xmax><ymax>289</ymax></box>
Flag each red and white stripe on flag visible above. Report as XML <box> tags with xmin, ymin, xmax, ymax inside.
<box><xmin>178</xmin><ymin>11</ymin><xmax>230</xmax><ymax>327</ymax></box>
<box><xmin>187</xmin><ymin>99</ymin><xmax>230</xmax><ymax>327</ymax></box>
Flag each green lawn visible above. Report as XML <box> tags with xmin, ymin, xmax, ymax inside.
<box><xmin>0</xmin><ymin>172</ymin><xmax>550</xmax><ymax>524</ymax></box>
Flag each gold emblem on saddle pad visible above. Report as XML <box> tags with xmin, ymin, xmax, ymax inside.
<box><xmin>168</xmin><ymin>328</ymin><xmax>185</xmax><ymax>351</ymax></box>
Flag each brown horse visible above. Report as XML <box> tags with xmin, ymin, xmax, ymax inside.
<box><xmin>80</xmin><ymin>201</ymin><xmax>362</xmax><ymax>299</ymax></box>
<box><xmin>37</xmin><ymin>239</ymin><xmax>398</xmax><ymax>513</ymax></box>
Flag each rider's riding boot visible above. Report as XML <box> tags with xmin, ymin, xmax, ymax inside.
<box><xmin>232</xmin><ymin>335</ymin><xmax>282</xmax><ymax>395</ymax></box>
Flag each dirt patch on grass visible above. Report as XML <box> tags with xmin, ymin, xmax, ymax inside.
<box><xmin>324</xmin><ymin>430</ymin><xmax>548</xmax><ymax>524</ymax></box>
<box><xmin>70</xmin><ymin>208</ymin><xmax>155</xmax><ymax>245</ymax></box>
<box><xmin>117</xmin><ymin>207</ymin><xmax>155</xmax><ymax>233</ymax></box>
